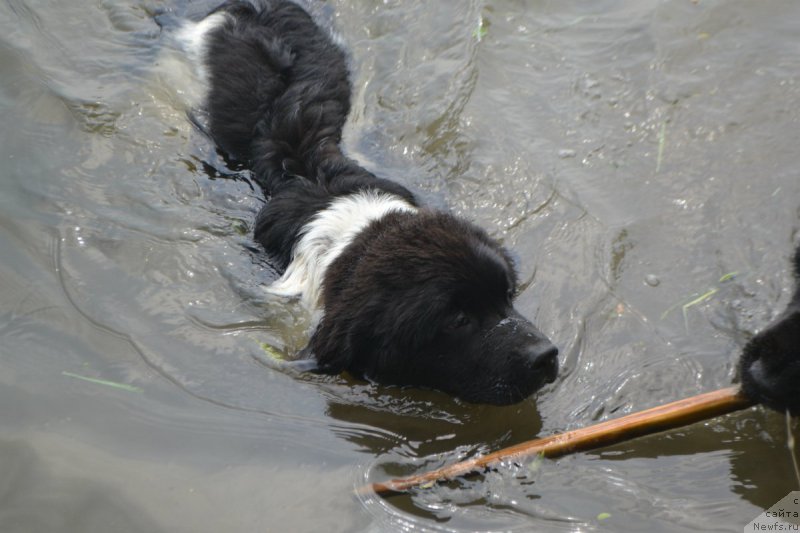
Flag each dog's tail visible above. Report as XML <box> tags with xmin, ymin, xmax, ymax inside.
<box><xmin>198</xmin><ymin>0</ymin><xmax>359</xmax><ymax>194</ymax></box>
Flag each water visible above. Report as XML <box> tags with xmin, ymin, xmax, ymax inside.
<box><xmin>1</xmin><ymin>0</ymin><xmax>798</xmax><ymax>531</ymax></box>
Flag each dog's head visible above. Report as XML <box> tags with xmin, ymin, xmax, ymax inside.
<box><xmin>308</xmin><ymin>210</ymin><xmax>558</xmax><ymax>405</ymax></box>
<box><xmin>739</xmin><ymin>244</ymin><xmax>800</xmax><ymax>415</ymax></box>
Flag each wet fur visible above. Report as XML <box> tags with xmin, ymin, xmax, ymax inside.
<box><xmin>183</xmin><ymin>0</ymin><xmax>558</xmax><ymax>404</ymax></box>
<box><xmin>739</xmin><ymin>244</ymin><xmax>800</xmax><ymax>415</ymax></box>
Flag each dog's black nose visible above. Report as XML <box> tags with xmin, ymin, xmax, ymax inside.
<box><xmin>528</xmin><ymin>343</ymin><xmax>559</xmax><ymax>383</ymax></box>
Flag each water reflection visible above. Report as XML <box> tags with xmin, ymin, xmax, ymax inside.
<box><xmin>323</xmin><ymin>382</ymin><xmax>544</xmax><ymax>457</ymax></box>
<box><xmin>358</xmin><ymin>408</ymin><xmax>799</xmax><ymax>530</ymax></box>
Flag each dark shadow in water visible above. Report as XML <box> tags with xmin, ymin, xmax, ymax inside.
<box><xmin>584</xmin><ymin>408</ymin><xmax>799</xmax><ymax>511</ymax></box>
<box><xmin>321</xmin><ymin>378</ymin><xmax>545</xmax><ymax>458</ymax></box>
<box><xmin>365</xmin><ymin>410</ymin><xmax>799</xmax><ymax>528</ymax></box>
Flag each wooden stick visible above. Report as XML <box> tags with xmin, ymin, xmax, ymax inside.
<box><xmin>359</xmin><ymin>386</ymin><xmax>753</xmax><ymax>496</ymax></box>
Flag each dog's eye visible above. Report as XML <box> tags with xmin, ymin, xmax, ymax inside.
<box><xmin>448</xmin><ymin>311</ymin><xmax>470</xmax><ymax>331</ymax></box>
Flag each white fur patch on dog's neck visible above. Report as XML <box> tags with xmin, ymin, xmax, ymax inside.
<box><xmin>268</xmin><ymin>191</ymin><xmax>417</xmax><ymax>310</ymax></box>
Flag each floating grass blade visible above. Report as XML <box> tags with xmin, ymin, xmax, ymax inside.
<box><xmin>661</xmin><ymin>271</ymin><xmax>740</xmax><ymax>329</ymax></box>
<box><xmin>788</xmin><ymin>410</ymin><xmax>800</xmax><ymax>489</ymax></box>
<box><xmin>62</xmin><ymin>371</ymin><xmax>143</xmax><ymax>393</ymax></box>
<box><xmin>656</xmin><ymin>121</ymin><xmax>667</xmax><ymax>173</ymax></box>
<box><xmin>257</xmin><ymin>341</ymin><xmax>286</xmax><ymax>361</ymax></box>
<box><xmin>473</xmin><ymin>16</ymin><xmax>488</xmax><ymax>42</ymax></box>
<box><xmin>681</xmin><ymin>287</ymin><xmax>718</xmax><ymax>331</ymax></box>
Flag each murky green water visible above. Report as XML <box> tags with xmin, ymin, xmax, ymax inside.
<box><xmin>1</xmin><ymin>0</ymin><xmax>798</xmax><ymax>531</ymax></box>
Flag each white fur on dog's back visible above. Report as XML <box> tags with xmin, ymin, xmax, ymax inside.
<box><xmin>175</xmin><ymin>12</ymin><xmax>228</xmax><ymax>84</ymax></box>
<box><xmin>157</xmin><ymin>12</ymin><xmax>229</xmax><ymax>110</ymax></box>
<box><xmin>170</xmin><ymin>10</ymin><xmax>419</xmax><ymax>314</ymax></box>
<box><xmin>268</xmin><ymin>191</ymin><xmax>417</xmax><ymax>310</ymax></box>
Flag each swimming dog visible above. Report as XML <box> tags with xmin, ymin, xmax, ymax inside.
<box><xmin>176</xmin><ymin>0</ymin><xmax>558</xmax><ymax>404</ymax></box>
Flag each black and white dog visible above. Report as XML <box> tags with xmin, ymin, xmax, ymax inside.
<box><xmin>175</xmin><ymin>0</ymin><xmax>558</xmax><ymax>404</ymax></box>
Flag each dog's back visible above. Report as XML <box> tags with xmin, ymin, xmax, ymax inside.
<box><xmin>180</xmin><ymin>1</ymin><xmax>415</xmax><ymax>270</ymax></box>
<box><xmin>203</xmin><ymin>2</ymin><xmax>350</xmax><ymax>183</ymax></box>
